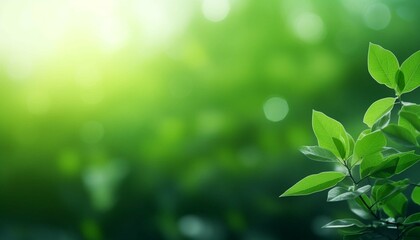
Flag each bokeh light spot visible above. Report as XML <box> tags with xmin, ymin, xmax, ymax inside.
<box><xmin>291</xmin><ymin>12</ymin><xmax>325</xmax><ymax>43</ymax></box>
<box><xmin>364</xmin><ymin>3</ymin><xmax>391</xmax><ymax>30</ymax></box>
<box><xmin>263</xmin><ymin>97</ymin><xmax>289</xmax><ymax>122</ymax></box>
<box><xmin>396</xmin><ymin>7</ymin><xmax>416</xmax><ymax>22</ymax></box>
<box><xmin>178</xmin><ymin>215</ymin><xmax>213</xmax><ymax>238</ymax></box>
<box><xmin>135</xmin><ymin>0</ymin><xmax>192</xmax><ymax>47</ymax></box>
<box><xmin>202</xmin><ymin>0</ymin><xmax>230</xmax><ymax>22</ymax></box>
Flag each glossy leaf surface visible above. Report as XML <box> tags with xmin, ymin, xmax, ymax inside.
<box><xmin>280</xmin><ymin>171</ymin><xmax>346</xmax><ymax>197</ymax></box>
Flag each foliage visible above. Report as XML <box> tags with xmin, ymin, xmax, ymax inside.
<box><xmin>280</xmin><ymin>43</ymin><xmax>420</xmax><ymax>240</ymax></box>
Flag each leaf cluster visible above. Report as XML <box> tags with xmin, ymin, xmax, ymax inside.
<box><xmin>280</xmin><ymin>43</ymin><xmax>420</xmax><ymax>240</ymax></box>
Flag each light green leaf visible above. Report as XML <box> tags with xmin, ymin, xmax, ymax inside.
<box><xmin>382</xmin><ymin>193</ymin><xmax>407</xmax><ymax>218</ymax></box>
<box><xmin>280</xmin><ymin>171</ymin><xmax>346</xmax><ymax>197</ymax></box>
<box><xmin>401</xmin><ymin>50</ymin><xmax>420</xmax><ymax>93</ymax></box>
<box><xmin>382</xmin><ymin>124</ymin><xmax>418</xmax><ymax>147</ymax></box>
<box><xmin>327</xmin><ymin>185</ymin><xmax>371</xmax><ymax>202</ymax></box>
<box><xmin>312</xmin><ymin>111</ymin><xmax>350</xmax><ymax>159</ymax></box>
<box><xmin>299</xmin><ymin>146</ymin><xmax>338</xmax><ymax>162</ymax></box>
<box><xmin>412</xmin><ymin>186</ymin><xmax>420</xmax><ymax>205</ymax></box>
<box><xmin>404</xmin><ymin>213</ymin><xmax>420</xmax><ymax>225</ymax></box>
<box><xmin>360</xmin><ymin>153</ymin><xmax>383</xmax><ymax>179</ymax></box>
<box><xmin>323</xmin><ymin>218</ymin><xmax>366</xmax><ymax>228</ymax></box>
<box><xmin>368</xmin><ymin>43</ymin><xmax>399</xmax><ymax>89</ymax></box>
<box><xmin>363</xmin><ymin>97</ymin><xmax>396</xmax><ymax>128</ymax></box>
<box><xmin>372</xmin><ymin>111</ymin><xmax>391</xmax><ymax>132</ymax></box>
<box><xmin>354</xmin><ymin>130</ymin><xmax>387</xmax><ymax>164</ymax></box>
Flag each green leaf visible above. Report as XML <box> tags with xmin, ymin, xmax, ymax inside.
<box><xmin>395</xmin><ymin>69</ymin><xmax>405</xmax><ymax>93</ymax></box>
<box><xmin>369</xmin><ymin>151</ymin><xmax>420</xmax><ymax>178</ymax></box>
<box><xmin>333</xmin><ymin>137</ymin><xmax>346</xmax><ymax>159</ymax></box>
<box><xmin>381</xmin><ymin>147</ymin><xmax>400</xmax><ymax>157</ymax></box>
<box><xmin>382</xmin><ymin>193</ymin><xmax>407</xmax><ymax>218</ymax></box>
<box><xmin>280</xmin><ymin>171</ymin><xmax>346</xmax><ymax>197</ymax></box>
<box><xmin>363</xmin><ymin>97</ymin><xmax>396</xmax><ymax>128</ymax></box>
<box><xmin>353</xmin><ymin>130</ymin><xmax>387</xmax><ymax>165</ymax></box>
<box><xmin>299</xmin><ymin>146</ymin><xmax>338</xmax><ymax>162</ymax></box>
<box><xmin>348</xmin><ymin>194</ymin><xmax>375</xmax><ymax>219</ymax></box>
<box><xmin>347</xmin><ymin>133</ymin><xmax>355</xmax><ymax>156</ymax></box>
<box><xmin>400</xmin><ymin>111</ymin><xmax>420</xmax><ymax>132</ymax></box>
<box><xmin>323</xmin><ymin>218</ymin><xmax>366</xmax><ymax>228</ymax></box>
<box><xmin>372</xmin><ymin>179</ymin><xmax>409</xmax><ymax>203</ymax></box>
<box><xmin>394</xmin><ymin>151</ymin><xmax>420</xmax><ymax>174</ymax></box>
<box><xmin>372</xmin><ymin>111</ymin><xmax>391</xmax><ymax>131</ymax></box>
<box><xmin>312</xmin><ymin>111</ymin><xmax>350</xmax><ymax>159</ymax></box>
<box><xmin>368</xmin><ymin>43</ymin><xmax>400</xmax><ymax>89</ymax></box>
<box><xmin>360</xmin><ymin>153</ymin><xmax>383</xmax><ymax>179</ymax></box>
<box><xmin>399</xmin><ymin>104</ymin><xmax>420</xmax><ymax>132</ymax></box>
<box><xmin>369</xmin><ymin>155</ymin><xmax>399</xmax><ymax>178</ymax></box>
<box><xmin>404</xmin><ymin>213</ymin><xmax>420</xmax><ymax>225</ymax></box>
<box><xmin>327</xmin><ymin>185</ymin><xmax>371</xmax><ymax>202</ymax></box>
<box><xmin>400</xmin><ymin>50</ymin><xmax>420</xmax><ymax>93</ymax></box>
<box><xmin>382</xmin><ymin>124</ymin><xmax>418</xmax><ymax>147</ymax></box>
<box><xmin>412</xmin><ymin>186</ymin><xmax>420</xmax><ymax>205</ymax></box>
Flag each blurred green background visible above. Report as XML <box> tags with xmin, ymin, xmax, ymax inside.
<box><xmin>0</xmin><ymin>0</ymin><xmax>420</xmax><ymax>239</ymax></box>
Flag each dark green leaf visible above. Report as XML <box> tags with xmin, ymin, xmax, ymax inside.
<box><xmin>372</xmin><ymin>179</ymin><xmax>409</xmax><ymax>203</ymax></box>
<box><xmin>395</xmin><ymin>151</ymin><xmax>420</xmax><ymax>174</ymax></box>
<box><xmin>363</xmin><ymin>97</ymin><xmax>396</xmax><ymax>128</ymax></box>
<box><xmin>399</xmin><ymin>104</ymin><xmax>420</xmax><ymax>132</ymax></box>
<box><xmin>382</xmin><ymin>124</ymin><xmax>418</xmax><ymax>147</ymax></box>
<box><xmin>327</xmin><ymin>185</ymin><xmax>371</xmax><ymax>202</ymax></box>
<box><xmin>381</xmin><ymin>147</ymin><xmax>400</xmax><ymax>157</ymax></box>
<box><xmin>404</xmin><ymin>213</ymin><xmax>420</xmax><ymax>225</ymax></box>
<box><xmin>280</xmin><ymin>171</ymin><xmax>346</xmax><ymax>197</ymax></box>
<box><xmin>382</xmin><ymin>193</ymin><xmax>407</xmax><ymax>218</ymax></box>
<box><xmin>400</xmin><ymin>111</ymin><xmax>420</xmax><ymax>132</ymax></box>
<box><xmin>395</xmin><ymin>69</ymin><xmax>405</xmax><ymax>93</ymax></box>
<box><xmin>369</xmin><ymin>155</ymin><xmax>399</xmax><ymax>178</ymax></box>
<box><xmin>299</xmin><ymin>146</ymin><xmax>338</xmax><ymax>162</ymax></box>
<box><xmin>368</xmin><ymin>43</ymin><xmax>399</xmax><ymax>89</ymax></box>
<box><xmin>333</xmin><ymin>137</ymin><xmax>346</xmax><ymax>159</ymax></box>
<box><xmin>400</xmin><ymin>50</ymin><xmax>420</xmax><ymax>93</ymax></box>
<box><xmin>369</xmin><ymin>151</ymin><xmax>420</xmax><ymax>178</ymax></box>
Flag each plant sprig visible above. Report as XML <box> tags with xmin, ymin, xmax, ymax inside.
<box><xmin>280</xmin><ymin>43</ymin><xmax>420</xmax><ymax>240</ymax></box>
